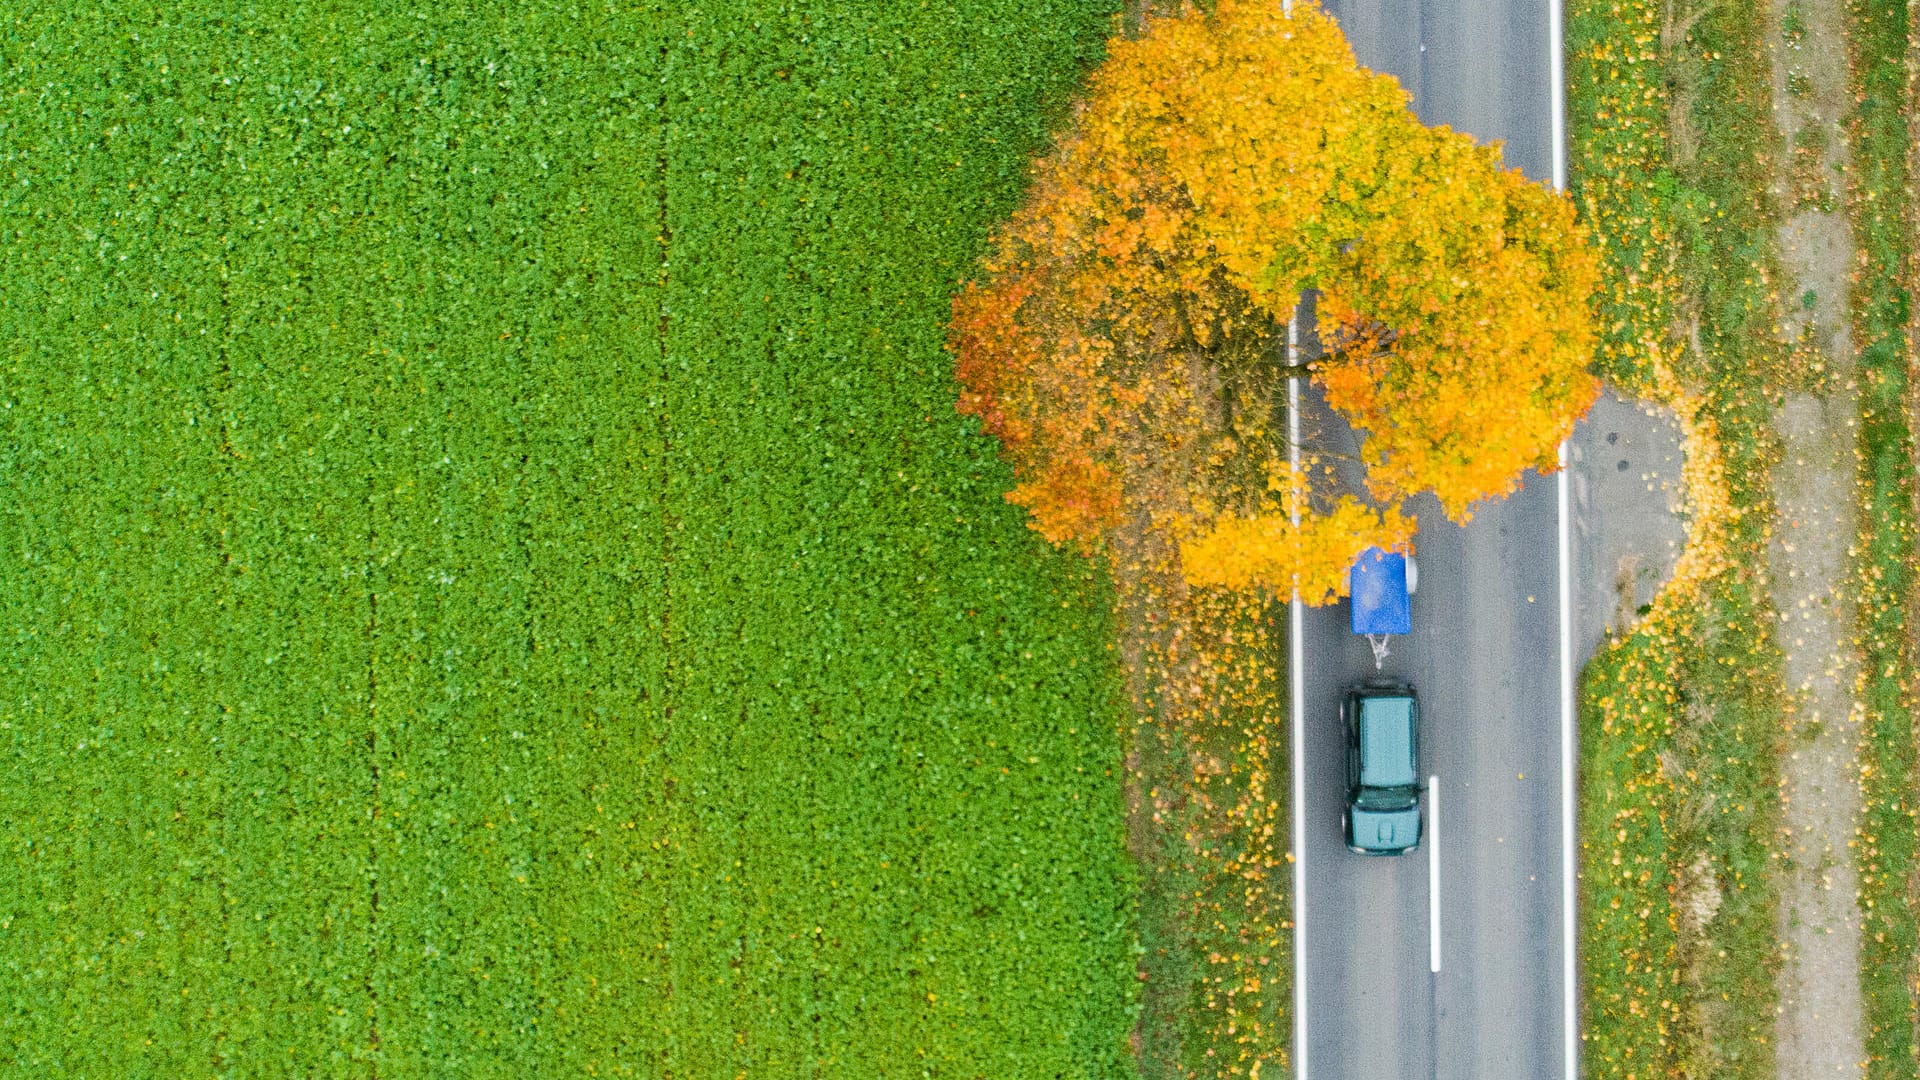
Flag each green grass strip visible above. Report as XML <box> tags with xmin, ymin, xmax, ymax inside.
<box><xmin>1568</xmin><ymin>0</ymin><xmax>1789</xmax><ymax>1068</ymax></box>
<box><xmin>1844</xmin><ymin>0</ymin><xmax>1920</xmax><ymax>1071</ymax></box>
<box><xmin>1576</xmin><ymin>571</ymin><xmax>1786</xmax><ymax>1080</ymax></box>
<box><xmin>1565</xmin><ymin>0</ymin><xmax>1677</xmax><ymax>392</ymax></box>
<box><xmin>1578</xmin><ymin>619</ymin><xmax>1684</xmax><ymax>1077</ymax></box>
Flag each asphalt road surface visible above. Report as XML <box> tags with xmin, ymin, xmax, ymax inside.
<box><xmin>1294</xmin><ymin>0</ymin><xmax>1573</xmax><ymax>1076</ymax></box>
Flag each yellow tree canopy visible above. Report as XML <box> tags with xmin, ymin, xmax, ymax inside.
<box><xmin>949</xmin><ymin>0</ymin><xmax>1598</xmax><ymax>602</ymax></box>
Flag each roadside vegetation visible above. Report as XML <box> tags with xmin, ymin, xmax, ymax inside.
<box><xmin>1843</xmin><ymin>0</ymin><xmax>1920</xmax><ymax>1068</ymax></box>
<box><xmin>1123</xmin><ymin>578</ymin><xmax>1291</xmax><ymax>1078</ymax></box>
<box><xmin>1567</xmin><ymin>0</ymin><xmax>1792</xmax><ymax>1070</ymax></box>
<box><xmin>1573</xmin><ymin>0</ymin><xmax>1920</xmax><ymax>1068</ymax></box>
<box><xmin>1</xmin><ymin>3</ymin><xmax>1143</xmax><ymax>1072</ymax></box>
<box><xmin>950</xmin><ymin>3</ymin><xmax>1600</xmax><ymax>1073</ymax></box>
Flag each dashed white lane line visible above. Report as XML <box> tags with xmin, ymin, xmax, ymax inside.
<box><xmin>1430</xmin><ymin>774</ymin><xmax>1442</xmax><ymax>975</ymax></box>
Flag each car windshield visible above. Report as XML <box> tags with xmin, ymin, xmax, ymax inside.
<box><xmin>1353</xmin><ymin>786</ymin><xmax>1416</xmax><ymax>811</ymax></box>
<box><xmin>1357</xmin><ymin>695</ymin><xmax>1416</xmax><ymax>789</ymax></box>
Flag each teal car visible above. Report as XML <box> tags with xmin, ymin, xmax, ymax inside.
<box><xmin>1343</xmin><ymin>685</ymin><xmax>1422</xmax><ymax>855</ymax></box>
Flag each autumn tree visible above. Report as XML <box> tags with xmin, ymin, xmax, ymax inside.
<box><xmin>949</xmin><ymin>0</ymin><xmax>1599</xmax><ymax>603</ymax></box>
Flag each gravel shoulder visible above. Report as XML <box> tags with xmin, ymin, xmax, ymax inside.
<box><xmin>1568</xmin><ymin>390</ymin><xmax>1689</xmax><ymax>662</ymax></box>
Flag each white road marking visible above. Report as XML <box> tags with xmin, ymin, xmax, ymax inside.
<box><xmin>1285</xmin><ymin>2</ymin><xmax>1303</xmax><ymax>1065</ymax></box>
<box><xmin>1550</xmin><ymin>0</ymin><xmax>1568</xmax><ymax>192</ymax></box>
<box><xmin>1430</xmin><ymin>774</ymin><xmax>1442</xmax><ymax>974</ymax></box>
<box><xmin>1543</xmin><ymin>0</ymin><xmax>1574</xmax><ymax>1045</ymax></box>
<box><xmin>1288</xmin><ymin>307</ymin><xmax>1309</xmax><ymax>1080</ymax></box>
<box><xmin>1283</xmin><ymin>11</ymin><xmax>1304</xmax><ymax>1077</ymax></box>
<box><xmin>1558</xmin><ymin>448</ymin><xmax>1579</xmax><ymax>1080</ymax></box>
<box><xmin>1551</xmin><ymin>0</ymin><xmax>1579</xmax><ymax>1057</ymax></box>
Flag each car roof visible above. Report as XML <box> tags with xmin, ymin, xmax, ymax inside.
<box><xmin>1357</xmin><ymin>694</ymin><xmax>1416</xmax><ymax>788</ymax></box>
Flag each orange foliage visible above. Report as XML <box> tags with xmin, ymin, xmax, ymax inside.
<box><xmin>1008</xmin><ymin>452</ymin><xmax>1125</xmax><ymax>545</ymax></box>
<box><xmin>1180</xmin><ymin>469</ymin><xmax>1416</xmax><ymax>603</ymax></box>
<box><xmin>948</xmin><ymin>0</ymin><xmax>1599</xmax><ymax>594</ymax></box>
<box><xmin>943</xmin><ymin>8</ymin><xmax>1600</xmax><ymax>1070</ymax></box>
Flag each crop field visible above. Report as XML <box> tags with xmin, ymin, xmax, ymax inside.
<box><xmin>1</xmin><ymin>3</ymin><xmax>1142</xmax><ymax>1074</ymax></box>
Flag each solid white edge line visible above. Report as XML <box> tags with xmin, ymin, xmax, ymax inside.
<box><xmin>1288</xmin><ymin>312</ymin><xmax>1308</xmax><ymax>1080</ymax></box>
<box><xmin>1550</xmin><ymin>7</ymin><xmax>1567</xmax><ymax>191</ymax></box>
<box><xmin>1429</xmin><ymin>774</ymin><xmax>1441</xmax><ymax>974</ymax></box>
<box><xmin>1284</xmin><ymin>1</ymin><xmax>1301</xmax><ymax>1065</ymax></box>
<box><xmin>1558</xmin><ymin>449</ymin><xmax>1578</xmax><ymax>1080</ymax></box>
<box><xmin>1550</xmin><ymin>0</ymin><xmax>1577</xmax><ymax>1060</ymax></box>
<box><xmin>1282</xmin><ymin>16</ymin><xmax>1300</xmax><ymax>1077</ymax></box>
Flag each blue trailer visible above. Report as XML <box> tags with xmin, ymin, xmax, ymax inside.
<box><xmin>1350</xmin><ymin>546</ymin><xmax>1416</xmax><ymax>669</ymax></box>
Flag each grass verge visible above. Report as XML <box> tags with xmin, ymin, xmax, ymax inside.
<box><xmin>1125</xmin><ymin>578</ymin><xmax>1289</xmax><ymax>1079</ymax></box>
<box><xmin>1567</xmin><ymin>0</ymin><xmax>1791</xmax><ymax>1069</ymax></box>
<box><xmin>1843</xmin><ymin>0</ymin><xmax>1920</xmax><ymax>1070</ymax></box>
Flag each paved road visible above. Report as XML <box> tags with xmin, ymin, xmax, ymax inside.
<box><xmin>1295</xmin><ymin>0</ymin><xmax>1573</xmax><ymax>1076</ymax></box>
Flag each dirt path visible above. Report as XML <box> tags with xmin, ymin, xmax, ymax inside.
<box><xmin>1764</xmin><ymin>0</ymin><xmax>1870</xmax><ymax>1071</ymax></box>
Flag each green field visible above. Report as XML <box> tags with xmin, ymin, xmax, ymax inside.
<box><xmin>1</xmin><ymin>3</ymin><xmax>1142</xmax><ymax>1073</ymax></box>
